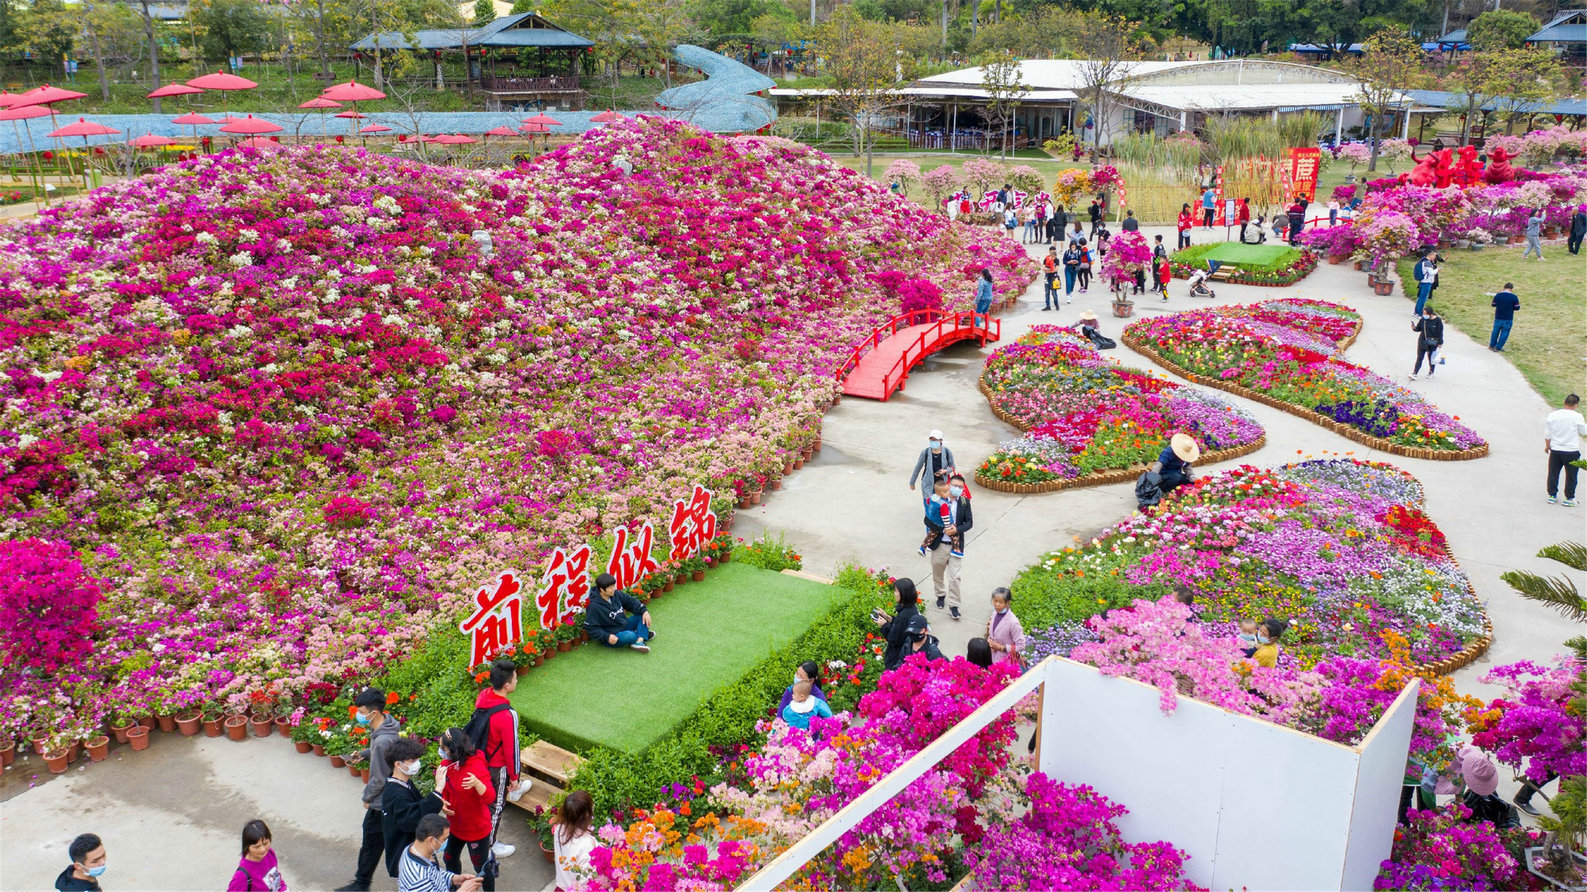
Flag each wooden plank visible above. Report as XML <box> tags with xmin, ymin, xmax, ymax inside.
<box><xmin>522</xmin><ymin>739</ymin><xmax>583</xmax><ymax>784</ymax></box>
<box><xmin>505</xmin><ymin>778</ymin><xmax>560</xmax><ymax>813</ymax></box>
<box><xmin>778</xmin><ymin>569</ymin><xmax>833</xmax><ymax>584</ymax></box>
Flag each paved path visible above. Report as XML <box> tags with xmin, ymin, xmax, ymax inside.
<box><xmin>1</xmin><ymin>223</ymin><xmax>1580</xmax><ymax>891</ymax></box>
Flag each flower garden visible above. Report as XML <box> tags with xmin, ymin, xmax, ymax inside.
<box><xmin>1122</xmin><ymin>298</ymin><xmax>1489</xmax><ymax>458</ymax></box>
<box><xmin>975</xmin><ymin>325</ymin><xmax>1265</xmax><ymax>490</ymax></box>
<box><xmin>0</xmin><ymin>116</ymin><xmax>1036</xmax><ymax>754</ymax></box>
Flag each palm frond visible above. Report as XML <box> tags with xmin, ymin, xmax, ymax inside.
<box><xmin>1501</xmin><ymin>570</ymin><xmax>1587</xmax><ymax>623</ymax></box>
<box><xmin>1538</xmin><ymin>541</ymin><xmax>1587</xmax><ymax>573</ymax></box>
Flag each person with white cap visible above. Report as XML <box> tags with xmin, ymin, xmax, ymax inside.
<box><xmin>908</xmin><ymin>431</ymin><xmax>955</xmax><ymax>505</ymax></box>
<box><xmin>1151</xmin><ymin>433</ymin><xmax>1200</xmax><ymax>498</ymax></box>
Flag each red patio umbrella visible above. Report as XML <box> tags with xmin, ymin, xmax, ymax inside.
<box><xmin>333</xmin><ymin>110</ymin><xmax>367</xmax><ymax>119</ymax></box>
<box><xmin>171</xmin><ymin>111</ymin><xmax>216</xmax><ymax>144</ymax></box>
<box><xmin>47</xmin><ymin>117</ymin><xmax>121</xmax><ymax>190</ymax></box>
<box><xmin>11</xmin><ymin>84</ymin><xmax>88</xmax><ymax>109</ymax></box>
<box><xmin>0</xmin><ymin>104</ymin><xmax>52</xmax><ymax>201</ymax></box>
<box><xmin>433</xmin><ymin>133</ymin><xmax>476</xmax><ymax>144</ymax></box>
<box><xmin>147</xmin><ymin>82</ymin><xmax>205</xmax><ymax>99</ymax></box>
<box><xmin>484</xmin><ymin>126</ymin><xmax>516</xmax><ymax>138</ymax></box>
<box><xmin>238</xmin><ymin>136</ymin><xmax>282</xmax><ymax>149</ymax></box>
<box><xmin>299</xmin><ymin>96</ymin><xmax>341</xmax><ymax>135</ymax></box>
<box><xmin>522</xmin><ymin>112</ymin><xmax>562</xmax><ymax>127</ymax></box>
<box><xmin>520</xmin><ymin>122</ymin><xmax>548</xmax><ymax>133</ymax></box>
<box><xmin>590</xmin><ymin>110</ymin><xmax>626</xmax><ymax>124</ymax></box>
<box><xmin>186</xmin><ymin>71</ymin><xmax>257</xmax><ymax>118</ymax></box>
<box><xmin>359</xmin><ymin>123</ymin><xmax>391</xmax><ymax>134</ymax></box>
<box><xmin>129</xmin><ymin>133</ymin><xmax>177</xmax><ymax>147</ymax></box>
<box><xmin>219</xmin><ymin>114</ymin><xmax>283</xmax><ymax>135</ymax></box>
<box><xmin>321</xmin><ymin>80</ymin><xmax>386</xmax><ymax>102</ymax></box>
<box><xmin>0</xmin><ymin>91</ymin><xmax>21</xmax><ymax>108</ymax></box>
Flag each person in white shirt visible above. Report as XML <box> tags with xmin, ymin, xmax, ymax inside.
<box><xmin>399</xmin><ymin>816</ymin><xmax>481</xmax><ymax>892</ymax></box>
<box><xmin>551</xmin><ymin>791</ymin><xmax>596</xmax><ymax>892</ymax></box>
<box><xmin>1545</xmin><ymin>393</ymin><xmax>1586</xmax><ymax>506</ymax></box>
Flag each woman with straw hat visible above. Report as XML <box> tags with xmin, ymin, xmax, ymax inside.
<box><xmin>1077</xmin><ymin>311</ymin><xmax>1115</xmax><ymax>350</ymax></box>
<box><xmin>1152</xmin><ymin>433</ymin><xmax>1200</xmax><ymax>498</ymax></box>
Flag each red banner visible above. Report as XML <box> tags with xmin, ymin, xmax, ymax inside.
<box><xmin>1288</xmin><ymin>147</ymin><xmax>1322</xmax><ymax>202</ymax></box>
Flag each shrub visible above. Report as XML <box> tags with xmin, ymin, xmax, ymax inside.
<box><xmin>0</xmin><ymin>539</ymin><xmax>102</xmax><ymax>673</ymax></box>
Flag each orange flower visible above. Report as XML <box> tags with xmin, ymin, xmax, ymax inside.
<box><xmin>386</xmin><ymin>691</ymin><xmax>400</xmax><ymax>706</ymax></box>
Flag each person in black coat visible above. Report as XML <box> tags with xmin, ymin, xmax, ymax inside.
<box><xmin>1048</xmin><ymin>205</ymin><xmax>1067</xmax><ymax>244</ymax></box>
<box><xmin>875</xmin><ymin>578</ymin><xmax>921</xmax><ymax>671</ymax></box>
<box><xmin>1087</xmin><ymin>199</ymin><xmax>1103</xmax><ymax>236</ymax></box>
<box><xmin>1410</xmin><ymin>306</ymin><xmax>1444</xmax><ymax>380</ymax></box>
<box><xmin>585</xmin><ymin>573</ymin><xmax>654</xmax><ymax>653</ymax></box>
<box><xmin>381</xmin><ymin>739</ymin><xmax>445</xmax><ymax>878</ymax></box>
<box><xmin>1569</xmin><ymin>205</ymin><xmax>1586</xmax><ymax>255</ymax></box>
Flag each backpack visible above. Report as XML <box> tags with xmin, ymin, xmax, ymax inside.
<box><xmin>464</xmin><ymin>703</ymin><xmax>511</xmax><ymax>760</ymax></box>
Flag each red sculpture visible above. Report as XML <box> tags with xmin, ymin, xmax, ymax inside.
<box><xmin>1454</xmin><ymin>146</ymin><xmax>1483</xmax><ymax>187</ymax></box>
<box><xmin>1484</xmin><ymin>147</ymin><xmax>1519</xmax><ymax>184</ymax></box>
<box><xmin>1432</xmin><ymin>148</ymin><xmax>1455</xmax><ymax>189</ymax></box>
<box><xmin>1406</xmin><ymin>150</ymin><xmax>1440</xmax><ymax>187</ymax></box>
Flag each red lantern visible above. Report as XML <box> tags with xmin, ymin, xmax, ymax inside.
<box><xmin>335</xmin><ymin>135</ymin><xmax>344</xmax><ymax>143</ymax></box>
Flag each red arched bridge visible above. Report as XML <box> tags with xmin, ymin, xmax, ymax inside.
<box><xmin>835</xmin><ymin>310</ymin><xmax>1001</xmax><ymax>401</ymax></box>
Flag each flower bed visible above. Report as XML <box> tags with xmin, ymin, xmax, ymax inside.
<box><xmin>1013</xmin><ymin>459</ymin><xmax>1491</xmax><ymax>671</ymax></box>
<box><xmin>1168</xmin><ymin>243</ymin><xmax>1319</xmax><ymax>286</ymax></box>
<box><xmin>0</xmin><ymin>117</ymin><xmax>1037</xmax><ymax>749</ymax></box>
<box><xmin>975</xmin><ymin>326</ymin><xmax>1265</xmax><ymax>492</ymax></box>
<box><xmin>1123</xmin><ymin>299</ymin><xmax>1489</xmax><ymax>458</ymax></box>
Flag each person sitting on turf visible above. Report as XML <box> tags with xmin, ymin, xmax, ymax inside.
<box><xmin>585</xmin><ymin>573</ymin><xmax>654</xmax><ymax>653</ymax></box>
<box><xmin>780</xmin><ymin>679</ymin><xmax>833</xmax><ymax>731</ymax></box>
<box><xmin>777</xmin><ymin>660</ymin><xmax>828</xmax><ymax>715</ymax></box>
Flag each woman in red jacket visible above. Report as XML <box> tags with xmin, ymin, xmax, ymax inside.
<box><xmin>437</xmin><ymin>727</ymin><xmax>497</xmax><ymax>891</ymax></box>
<box><xmin>1176</xmin><ymin>203</ymin><xmax>1193</xmax><ymax>249</ymax></box>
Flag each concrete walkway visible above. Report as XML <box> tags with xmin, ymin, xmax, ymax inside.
<box><xmin>0</xmin><ymin>223</ymin><xmax>1580</xmax><ymax>891</ymax></box>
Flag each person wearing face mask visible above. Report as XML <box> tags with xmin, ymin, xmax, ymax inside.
<box><xmin>400</xmin><ymin>815</ymin><xmax>482</xmax><ymax>892</ymax></box>
<box><xmin>1235</xmin><ymin>619</ymin><xmax>1260</xmax><ymax>658</ymax></box>
<box><xmin>874</xmin><ymin>577</ymin><xmax>921</xmax><ymax>671</ymax></box>
<box><xmin>383</xmin><ymin>738</ymin><xmax>448</xmax><ymax>880</ymax></box>
<box><xmin>777</xmin><ymin>660</ymin><xmax>828</xmax><ymax>715</ymax></box>
<box><xmin>334</xmin><ymin>688</ymin><xmax>403</xmax><ymax>892</ymax></box>
<box><xmin>55</xmin><ymin>833</ymin><xmax>107</xmax><ymax>891</ymax></box>
<box><xmin>1250</xmin><ymin>617</ymin><xmax>1288</xmax><ymax>668</ymax></box>
<box><xmin>922</xmin><ymin>475</ymin><xmax>973</xmax><ymax>619</ymax></box>
<box><xmin>228</xmin><ymin>820</ymin><xmax>287</xmax><ymax>891</ymax></box>
<box><xmin>437</xmin><ymin>727</ymin><xmax>498</xmax><ymax>891</ymax></box>
<box><xmin>904</xmin><ymin>614</ymin><xmax>945</xmax><ymax>661</ymax></box>
<box><xmin>985</xmin><ymin>587</ymin><xmax>1026</xmax><ymax>667</ymax></box>
<box><xmin>908</xmin><ymin>430</ymin><xmax>955</xmax><ymax>505</ymax></box>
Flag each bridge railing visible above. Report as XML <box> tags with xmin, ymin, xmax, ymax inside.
<box><xmin>834</xmin><ymin>310</ymin><xmax>1000</xmax><ymax>398</ymax></box>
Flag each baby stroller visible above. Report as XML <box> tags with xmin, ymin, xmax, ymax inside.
<box><xmin>1186</xmin><ymin>262</ymin><xmax>1217</xmax><ymax>299</ymax></box>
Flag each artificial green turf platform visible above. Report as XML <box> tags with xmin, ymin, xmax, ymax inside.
<box><xmin>510</xmin><ymin>562</ymin><xmax>841</xmax><ymax>755</ymax></box>
<box><xmin>1192</xmin><ymin>242</ymin><xmax>1297</xmax><ymax>266</ymax></box>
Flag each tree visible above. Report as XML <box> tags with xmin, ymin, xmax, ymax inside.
<box><xmin>1347</xmin><ymin>28</ymin><xmax>1423</xmax><ymax>171</ymax></box>
<box><xmin>128</xmin><ymin>0</ymin><xmax>165</xmax><ymax>111</ymax></box>
<box><xmin>17</xmin><ymin>0</ymin><xmax>74</xmax><ymax>70</ymax></box>
<box><xmin>77</xmin><ymin>1</ymin><xmax>143</xmax><ymax>101</ymax></box>
<box><xmin>816</xmin><ymin>6</ymin><xmax>902</xmax><ymax>175</ymax></box>
<box><xmin>968</xmin><ymin>7</ymin><xmax>1078</xmax><ymax>57</ymax></box>
<box><xmin>191</xmin><ymin>0</ymin><xmax>272</xmax><ymax>66</ymax></box>
<box><xmin>631</xmin><ymin>0</ymin><xmax>695</xmax><ymax>88</ymax></box>
<box><xmin>1481</xmin><ymin>46</ymin><xmax>1563</xmax><ymax>135</ymax></box>
<box><xmin>977</xmin><ymin>53</ymin><xmax>1027</xmax><ymax>159</ymax></box>
<box><xmin>1465</xmin><ymin>9</ymin><xmax>1537</xmax><ymax>51</ymax></box>
<box><xmin>510</xmin><ymin>0</ymin><xmax>534</xmax><ymax>11</ymax></box>
<box><xmin>473</xmin><ymin>0</ymin><xmax>497</xmax><ymax>23</ymax></box>
<box><xmin>1070</xmin><ymin>12</ymin><xmax>1141</xmax><ymax>150</ymax></box>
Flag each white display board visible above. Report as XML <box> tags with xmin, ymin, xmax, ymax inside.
<box><xmin>1038</xmin><ymin>658</ymin><xmax>1418</xmax><ymax>892</ymax></box>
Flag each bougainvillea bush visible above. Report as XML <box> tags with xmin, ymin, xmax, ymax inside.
<box><xmin>976</xmin><ymin>326</ymin><xmax>1263</xmax><ymax>485</ymax></box>
<box><xmin>1374</xmin><ymin>803</ymin><xmax>1540</xmax><ymax>891</ymax></box>
<box><xmin>1464</xmin><ymin>657</ymin><xmax>1586</xmax><ymax>786</ymax></box>
<box><xmin>1126</xmin><ymin>299</ymin><xmax>1486</xmax><ymax>452</ymax></box>
<box><xmin>1011</xmin><ymin>459</ymin><xmax>1488</xmax><ymax>667</ymax></box>
<box><xmin>0</xmin><ymin>117</ymin><xmax>1036</xmax><ymax>743</ymax></box>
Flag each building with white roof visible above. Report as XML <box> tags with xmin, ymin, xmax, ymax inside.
<box><xmin>772</xmin><ymin>58</ymin><xmax>1409</xmax><ymax>149</ymax></box>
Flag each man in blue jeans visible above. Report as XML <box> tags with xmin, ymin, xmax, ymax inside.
<box><xmin>585</xmin><ymin>573</ymin><xmax>654</xmax><ymax>653</ymax></box>
<box><xmin>1488</xmin><ymin>283</ymin><xmax>1520</xmax><ymax>351</ymax></box>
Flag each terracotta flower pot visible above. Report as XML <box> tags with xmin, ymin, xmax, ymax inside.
<box><xmin>515</xmin><ymin>663</ymin><xmax>530</xmax><ymax>677</ymax></box>
<box><xmin>29</xmin><ymin>730</ymin><xmax>48</xmax><ymax>754</ymax></box>
<box><xmin>769</xmin><ymin>478</ymin><xmax>782</xmax><ymax>491</ymax></box>
<box><xmin>532</xmin><ymin>655</ymin><xmax>544</xmax><ymax>667</ymax></box>
<box><xmin>360</xmin><ymin>767</ymin><xmax>371</xmax><ymax>782</ymax></box>
<box><xmin>224</xmin><ymin>716</ymin><xmax>249</xmax><ymax>741</ymax></box>
<box><xmin>156</xmin><ymin>713</ymin><xmax>176</xmax><ymax>733</ymax></box>
<box><xmin>127</xmin><ymin>726</ymin><xmax>151</xmax><ymax>751</ymax></box>
<box><xmin>176</xmin><ymin>713</ymin><xmax>201</xmax><ymax>736</ymax></box>
<box><xmin>203</xmin><ymin>718</ymin><xmax>223</xmax><ymax>738</ymax></box>
<box><xmin>250</xmin><ymin>716</ymin><xmax>273</xmax><ymax>738</ymax></box>
<box><xmin>44</xmin><ymin>749</ymin><xmax>70</xmax><ymax>774</ymax></box>
<box><xmin>736</xmin><ymin>497</ymin><xmax>750</xmax><ymax>509</ymax></box>
<box><xmin>294</xmin><ymin>740</ymin><xmax>312</xmax><ymax>754</ymax></box>
<box><xmin>662</xmin><ymin>581</ymin><xmax>674</xmax><ymax>592</ymax></box>
<box><xmin>67</xmin><ymin>741</ymin><xmax>82</xmax><ymax>763</ymax></box>
<box><xmin>87</xmin><ymin>735</ymin><xmax>110</xmax><ymax>762</ymax></box>
<box><xmin>330</xmin><ymin>754</ymin><xmax>347</xmax><ymax>768</ymax></box>
<box><xmin>782</xmin><ymin>463</ymin><xmax>793</xmax><ymax>475</ymax></box>
<box><xmin>274</xmin><ymin>716</ymin><xmax>292</xmax><ymax>738</ymax></box>
<box><xmin>793</xmin><ymin>459</ymin><xmax>804</xmax><ymax>470</ymax></box>
<box><xmin>691</xmin><ymin>570</ymin><xmax>706</xmax><ymax>582</ymax></box>
<box><xmin>557</xmin><ymin>640</ymin><xmax>572</xmax><ymax>653</ymax></box>
<box><xmin>111</xmin><ymin>722</ymin><xmax>136</xmax><ymax>745</ymax></box>
<box><xmin>748</xmin><ymin>490</ymin><xmax>762</xmax><ymax>505</ymax></box>
<box><xmin>540</xmin><ymin>839</ymin><xmax>555</xmax><ymax>863</ymax></box>
<box><xmin>348</xmin><ymin>762</ymin><xmax>362</xmax><ymax>777</ymax></box>
<box><xmin>312</xmin><ymin>744</ymin><xmax>326</xmax><ymax>757</ymax></box>
<box><xmin>0</xmin><ymin>740</ymin><xmax>13</xmax><ymax>767</ymax></box>
<box><xmin>138</xmin><ymin>716</ymin><xmax>157</xmax><ymax>730</ymax></box>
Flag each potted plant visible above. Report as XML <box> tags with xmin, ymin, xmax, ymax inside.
<box><xmin>86</xmin><ymin>733</ymin><xmax>111</xmax><ymax>762</ymax></box>
<box><xmin>175</xmin><ymin>709</ymin><xmax>201</xmax><ymax>736</ymax></box>
<box><xmin>126</xmin><ymin>723</ymin><xmax>151</xmax><ymax>751</ymax></box>
<box><xmin>553</xmin><ymin>622</ymin><xmax>579</xmax><ymax>652</ymax></box>
<box><xmin>529</xmin><ymin>807</ymin><xmax>557</xmax><ymax>863</ymax></box>
<box><xmin>1527</xmin><ymin>775</ymin><xmax>1587</xmax><ymax>891</ymax></box>
<box><xmin>200</xmin><ymin>702</ymin><xmax>225</xmax><ymax>737</ymax></box>
<box><xmin>274</xmin><ymin>704</ymin><xmax>295</xmax><ymax>738</ymax></box>
<box><xmin>224</xmin><ymin>707</ymin><xmax>250</xmax><ymax>742</ymax></box>
<box><xmin>43</xmin><ymin>745</ymin><xmax>70</xmax><ymax>774</ymax></box>
<box><xmin>110</xmin><ymin>714</ymin><xmax>138</xmax><ymax>744</ymax></box>
<box><xmin>1111</xmin><ymin>296</ymin><xmax>1135</xmax><ymax>318</ymax></box>
<box><xmin>0</xmin><ymin>738</ymin><xmax>14</xmax><ymax>768</ymax></box>
<box><xmin>289</xmin><ymin>717</ymin><xmax>318</xmax><ymax>754</ymax></box>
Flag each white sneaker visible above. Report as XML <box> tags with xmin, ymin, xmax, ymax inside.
<box><xmin>492</xmin><ymin>842</ymin><xmax>516</xmax><ymax>859</ymax></box>
<box><xmin>506</xmin><ymin>778</ymin><xmax>532</xmax><ymax>803</ymax></box>
<box><xmin>1566</xmin><ymin>499</ymin><xmax>1580</xmax><ymax>508</ymax></box>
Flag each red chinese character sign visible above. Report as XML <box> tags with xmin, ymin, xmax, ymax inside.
<box><xmin>667</xmin><ymin>484</ymin><xmax>718</xmax><ymax>561</ymax></box>
<box><xmin>1288</xmin><ymin>147</ymin><xmax>1321</xmax><ymax>202</ymax></box>
<box><xmin>534</xmin><ymin>544</ymin><xmax>592</xmax><ymax>628</ymax></box>
<box><xmin>459</xmin><ymin>570</ymin><xmax>525</xmax><ymax>668</ymax></box>
<box><xmin>606</xmin><ymin>521</ymin><xmax>660</xmax><ymax>590</ymax></box>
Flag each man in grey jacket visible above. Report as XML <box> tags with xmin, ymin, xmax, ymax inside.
<box><xmin>334</xmin><ymin>688</ymin><xmax>404</xmax><ymax>891</ymax></box>
<box><xmin>908</xmin><ymin>430</ymin><xmax>955</xmax><ymax>507</ymax></box>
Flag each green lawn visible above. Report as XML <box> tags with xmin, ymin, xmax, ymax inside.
<box><xmin>511</xmin><ymin>562</ymin><xmax>841</xmax><ymax>754</ymax></box>
<box><xmin>1397</xmin><ymin>245</ymin><xmax>1587</xmax><ymax>405</ymax></box>
<box><xmin>1189</xmin><ymin>243</ymin><xmax>1297</xmax><ymax>265</ymax></box>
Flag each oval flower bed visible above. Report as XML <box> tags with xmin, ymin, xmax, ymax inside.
<box><xmin>0</xmin><ymin>118</ymin><xmax>1036</xmax><ymax>749</ymax></box>
<box><xmin>1123</xmin><ymin>299</ymin><xmax>1488</xmax><ymax>459</ymax></box>
<box><xmin>1168</xmin><ymin>243</ymin><xmax>1319</xmax><ymax>286</ymax></box>
<box><xmin>1014</xmin><ymin>458</ymin><xmax>1491</xmax><ymax>671</ymax></box>
<box><xmin>976</xmin><ymin>326</ymin><xmax>1265</xmax><ymax>492</ymax></box>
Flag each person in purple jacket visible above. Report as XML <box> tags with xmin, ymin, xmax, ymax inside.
<box><xmin>229</xmin><ymin>821</ymin><xmax>287</xmax><ymax>892</ymax></box>
<box><xmin>776</xmin><ymin>660</ymin><xmax>828</xmax><ymax>715</ymax></box>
